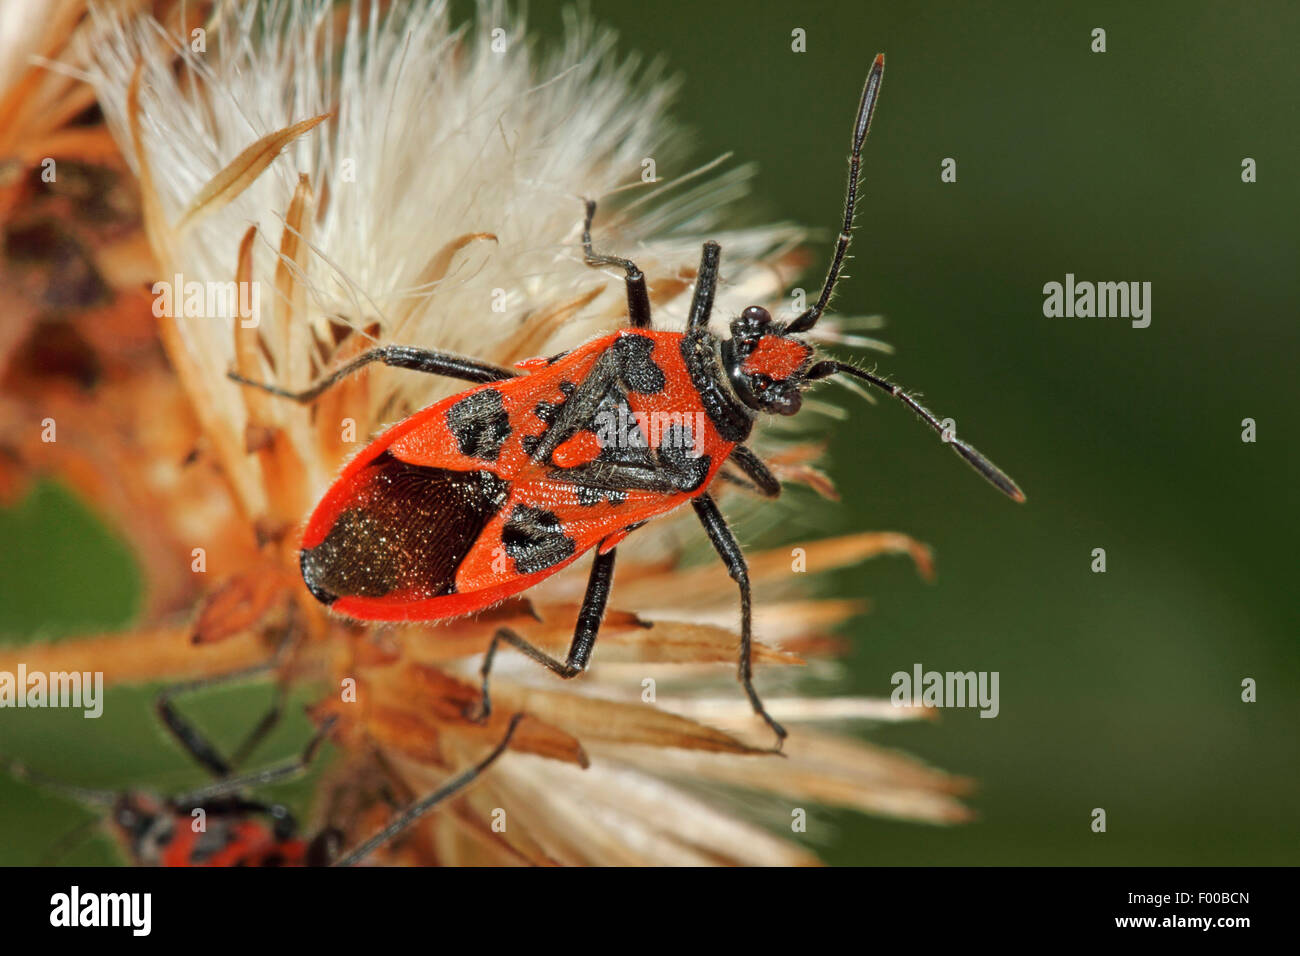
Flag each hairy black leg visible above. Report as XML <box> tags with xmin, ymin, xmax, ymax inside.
<box><xmin>686</xmin><ymin>241</ymin><xmax>721</xmax><ymax>331</ymax></box>
<box><xmin>728</xmin><ymin>445</ymin><xmax>782</xmax><ymax>498</ymax></box>
<box><xmin>787</xmin><ymin>53</ymin><xmax>886</xmax><ymax>334</ymax></box>
<box><xmin>470</xmin><ymin>547</ymin><xmax>617</xmax><ymax>723</ymax></box>
<box><xmin>582</xmin><ymin>199</ymin><xmax>652</xmax><ymax>329</ymax></box>
<box><xmin>691</xmin><ymin>493</ymin><xmax>787</xmax><ymax>748</ymax></box>
<box><xmin>228</xmin><ymin>345</ymin><xmax>516</xmax><ymax>404</ymax></box>
<box><xmin>332</xmin><ymin>713</ymin><xmax>524</xmax><ymax>866</ymax></box>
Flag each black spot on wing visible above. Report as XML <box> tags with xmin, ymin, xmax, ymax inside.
<box><xmin>502</xmin><ymin>505</ymin><xmax>575</xmax><ymax>574</ymax></box>
<box><xmin>300</xmin><ymin>452</ymin><xmax>509</xmax><ymax>603</ymax></box>
<box><xmin>612</xmin><ymin>333</ymin><xmax>665</xmax><ymax>393</ymax></box>
<box><xmin>446</xmin><ymin>389</ymin><xmax>510</xmax><ymax>460</ymax></box>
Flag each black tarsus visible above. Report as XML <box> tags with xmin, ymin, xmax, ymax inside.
<box><xmin>807</xmin><ymin>360</ymin><xmax>1025</xmax><ymax>502</ymax></box>
<box><xmin>470</xmin><ymin>545</ymin><xmax>618</xmax><ymax>723</ymax></box>
<box><xmin>691</xmin><ymin>493</ymin><xmax>787</xmax><ymax>749</ymax></box>
<box><xmin>582</xmin><ymin>198</ymin><xmax>652</xmax><ymax>329</ymax></box>
<box><xmin>786</xmin><ymin>53</ymin><xmax>886</xmax><ymax>335</ymax></box>
<box><xmin>228</xmin><ymin>345</ymin><xmax>516</xmax><ymax>403</ymax></box>
<box><xmin>332</xmin><ymin>713</ymin><xmax>524</xmax><ymax>866</ymax></box>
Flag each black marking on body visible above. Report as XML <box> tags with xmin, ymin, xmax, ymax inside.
<box><xmin>300</xmin><ymin>452</ymin><xmax>509</xmax><ymax>603</ymax></box>
<box><xmin>612</xmin><ymin>333</ymin><xmax>666</xmax><ymax>393</ymax></box>
<box><xmin>446</xmin><ymin>388</ymin><xmax>510</xmax><ymax>460</ymax></box>
<box><xmin>681</xmin><ymin>329</ymin><xmax>753</xmax><ymax>443</ymax></box>
<box><xmin>502</xmin><ymin>504</ymin><xmax>576</xmax><ymax>574</ymax></box>
<box><xmin>532</xmin><ymin>400</ymin><xmax>559</xmax><ymax>424</ymax></box>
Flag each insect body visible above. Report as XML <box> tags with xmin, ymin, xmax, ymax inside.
<box><xmin>232</xmin><ymin>55</ymin><xmax>1024</xmax><ymax>748</ymax></box>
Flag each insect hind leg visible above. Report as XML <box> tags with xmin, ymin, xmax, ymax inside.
<box><xmin>582</xmin><ymin>199</ymin><xmax>652</xmax><ymax>329</ymax></box>
<box><xmin>469</xmin><ymin>546</ymin><xmax>617</xmax><ymax>722</ymax></box>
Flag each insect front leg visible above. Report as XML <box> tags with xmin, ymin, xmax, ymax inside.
<box><xmin>691</xmin><ymin>492</ymin><xmax>787</xmax><ymax>750</ymax></box>
<box><xmin>469</xmin><ymin>547</ymin><xmax>617</xmax><ymax>723</ymax></box>
<box><xmin>582</xmin><ymin>198</ymin><xmax>652</xmax><ymax>328</ymax></box>
<box><xmin>228</xmin><ymin>345</ymin><xmax>516</xmax><ymax>404</ymax></box>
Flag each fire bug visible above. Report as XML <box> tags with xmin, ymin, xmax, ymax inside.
<box><xmin>3</xmin><ymin>673</ymin><xmax>522</xmax><ymax>866</ymax></box>
<box><xmin>231</xmin><ymin>54</ymin><xmax>1023</xmax><ymax>749</ymax></box>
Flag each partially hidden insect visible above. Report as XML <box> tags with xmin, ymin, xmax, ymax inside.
<box><xmin>4</xmin><ymin>671</ymin><xmax>522</xmax><ymax>866</ymax></box>
<box><xmin>230</xmin><ymin>54</ymin><xmax>1024</xmax><ymax>749</ymax></box>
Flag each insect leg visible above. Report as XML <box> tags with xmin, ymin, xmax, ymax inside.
<box><xmin>154</xmin><ymin>660</ymin><xmax>284</xmax><ymax>779</ymax></box>
<box><xmin>175</xmin><ymin>715</ymin><xmax>338</xmax><ymax>804</ymax></box>
<box><xmin>691</xmin><ymin>493</ymin><xmax>787</xmax><ymax>749</ymax></box>
<box><xmin>582</xmin><ymin>199</ymin><xmax>651</xmax><ymax>329</ymax></box>
<box><xmin>471</xmin><ymin>547</ymin><xmax>617</xmax><ymax>722</ymax></box>
<box><xmin>228</xmin><ymin>345</ymin><xmax>516</xmax><ymax>404</ymax></box>
<box><xmin>155</xmin><ymin>616</ymin><xmax>300</xmax><ymax>778</ymax></box>
<box><xmin>686</xmin><ymin>241</ymin><xmax>721</xmax><ymax>331</ymax></box>
<box><xmin>332</xmin><ymin>713</ymin><xmax>524</xmax><ymax>866</ymax></box>
<box><xmin>727</xmin><ymin>445</ymin><xmax>782</xmax><ymax>498</ymax></box>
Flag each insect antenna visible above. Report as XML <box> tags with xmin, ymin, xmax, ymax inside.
<box><xmin>2</xmin><ymin>754</ymin><xmax>119</xmax><ymax>807</ymax></box>
<box><xmin>807</xmin><ymin>360</ymin><xmax>1026</xmax><ymax>502</ymax></box>
<box><xmin>786</xmin><ymin>53</ymin><xmax>885</xmax><ymax>335</ymax></box>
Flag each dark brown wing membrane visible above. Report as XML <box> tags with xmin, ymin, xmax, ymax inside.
<box><xmin>300</xmin><ymin>451</ymin><xmax>509</xmax><ymax>603</ymax></box>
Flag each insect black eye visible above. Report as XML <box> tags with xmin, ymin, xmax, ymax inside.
<box><xmin>741</xmin><ymin>305</ymin><xmax>771</xmax><ymax>325</ymax></box>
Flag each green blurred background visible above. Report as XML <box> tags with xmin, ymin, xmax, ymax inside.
<box><xmin>1</xmin><ymin>0</ymin><xmax>1296</xmax><ymax>864</ymax></box>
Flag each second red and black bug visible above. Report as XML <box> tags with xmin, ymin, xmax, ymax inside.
<box><xmin>3</xmin><ymin>669</ymin><xmax>523</xmax><ymax>867</ymax></box>
<box><xmin>231</xmin><ymin>54</ymin><xmax>1024</xmax><ymax>749</ymax></box>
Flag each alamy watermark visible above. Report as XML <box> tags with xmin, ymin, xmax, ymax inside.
<box><xmin>0</xmin><ymin>666</ymin><xmax>103</xmax><ymax>718</ymax></box>
<box><xmin>593</xmin><ymin>407</ymin><xmax>707</xmax><ymax>459</ymax></box>
<box><xmin>1042</xmin><ymin>273</ymin><xmax>1151</xmax><ymax>328</ymax></box>
<box><xmin>152</xmin><ymin>273</ymin><xmax>260</xmax><ymax>327</ymax></box>
<box><xmin>891</xmin><ymin>663</ymin><xmax>1000</xmax><ymax>718</ymax></box>
<box><xmin>50</xmin><ymin>886</ymin><xmax>150</xmax><ymax>936</ymax></box>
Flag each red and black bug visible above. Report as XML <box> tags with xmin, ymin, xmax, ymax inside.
<box><xmin>231</xmin><ymin>55</ymin><xmax>1023</xmax><ymax>748</ymax></box>
<box><xmin>4</xmin><ymin>671</ymin><xmax>522</xmax><ymax>866</ymax></box>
